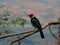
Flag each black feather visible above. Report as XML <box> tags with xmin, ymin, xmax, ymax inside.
<box><xmin>31</xmin><ymin>17</ymin><xmax>45</xmax><ymax>39</ymax></box>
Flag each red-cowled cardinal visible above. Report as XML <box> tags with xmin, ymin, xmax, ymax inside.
<box><xmin>28</xmin><ymin>13</ymin><xmax>45</xmax><ymax>39</ymax></box>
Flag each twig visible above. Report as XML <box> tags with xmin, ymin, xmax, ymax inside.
<box><xmin>49</xmin><ymin>25</ymin><xmax>57</xmax><ymax>39</ymax></box>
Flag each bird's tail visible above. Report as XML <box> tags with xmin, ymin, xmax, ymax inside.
<box><xmin>39</xmin><ymin>29</ymin><xmax>45</xmax><ymax>39</ymax></box>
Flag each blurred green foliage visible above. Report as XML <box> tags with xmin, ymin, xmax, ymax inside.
<box><xmin>11</xmin><ymin>17</ymin><xmax>27</xmax><ymax>27</ymax></box>
<box><xmin>0</xmin><ymin>31</ymin><xmax>5</xmax><ymax>36</ymax></box>
<box><xmin>0</xmin><ymin>4</ymin><xmax>28</xmax><ymax>35</ymax></box>
<box><xmin>1</xmin><ymin>11</ymin><xmax>11</xmax><ymax>17</ymax></box>
<box><xmin>0</xmin><ymin>5</ymin><xmax>5</xmax><ymax>8</ymax></box>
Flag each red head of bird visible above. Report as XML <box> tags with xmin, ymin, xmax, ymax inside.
<box><xmin>28</xmin><ymin>13</ymin><xmax>34</xmax><ymax>18</ymax></box>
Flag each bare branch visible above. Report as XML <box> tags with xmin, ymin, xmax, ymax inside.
<box><xmin>0</xmin><ymin>30</ymin><xmax>35</xmax><ymax>39</ymax></box>
<box><xmin>0</xmin><ymin>21</ymin><xmax>59</xmax><ymax>45</ymax></box>
<box><xmin>0</xmin><ymin>21</ymin><xmax>59</xmax><ymax>38</ymax></box>
<box><xmin>10</xmin><ymin>21</ymin><xmax>60</xmax><ymax>45</ymax></box>
<box><xmin>43</xmin><ymin>21</ymin><xmax>60</xmax><ymax>29</ymax></box>
<box><xmin>0</xmin><ymin>21</ymin><xmax>60</xmax><ymax>39</ymax></box>
<box><xmin>10</xmin><ymin>29</ymin><xmax>38</xmax><ymax>45</ymax></box>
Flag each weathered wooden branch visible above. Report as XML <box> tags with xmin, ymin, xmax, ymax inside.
<box><xmin>0</xmin><ymin>21</ymin><xmax>59</xmax><ymax>39</ymax></box>
<box><xmin>10</xmin><ymin>21</ymin><xmax>60</xmax><ymax>45</ymax></box>
<box><xmin>0</xmin><ymin>29</ymin><xmax>35</xmax><ymax>39</ymax></box>
<box><xmin>10</xmin><ymin>29</ymin><xmax>38</xmax><ymax>45</ymax></box>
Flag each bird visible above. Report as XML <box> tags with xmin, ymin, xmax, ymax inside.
<box><xmin>28</xmin><ymin>13</ymin><xmax>45</xmax><ymax>39</ymax></box>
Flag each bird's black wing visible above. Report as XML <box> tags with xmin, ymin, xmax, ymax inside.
<box><xmin>31</xmin><ymin>17</ymin><xmax>45</xmax><ymax>38</ymax></box>
<box><xmin>31</xmin><ymin>17</ymin><xmax>42</xmax><ymax>29</ymax></box>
